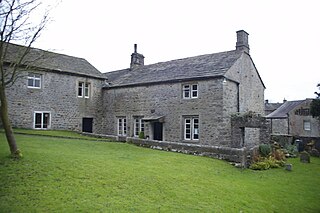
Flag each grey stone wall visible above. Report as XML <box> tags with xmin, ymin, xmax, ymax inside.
<box><xmin>6</xmin><ymin>68</ymin><xmax>104</xmax><ymax>132</ymax></box>
<box><xmin>231</xmin><ymin>113</ymin><xmax>271</xmax><ymax>148</ymax></box>
<box><xmin>101</xmin><ymin>52</ymin><xmax>265</xmax><ymax>147</ymax></box>
<box><xmin>102</xmin><ymin>78</ymin><xmax>227</xmax><ymax>146</ymax></box>
<box><xmin>225</xmin><ymin>53</ymin><xmax>265</xmax><ymax>115</ymax></box>
<box><xmin>288</xmin><ymin>99</ymin><xmax>320</xmax><ymax>137</ymax></box>
<box><xmin>270</xmin><ymin>119</ymin><xmax>288</xmax><ymax>135</ymax></box>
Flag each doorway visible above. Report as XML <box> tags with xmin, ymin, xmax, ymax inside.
<box><xmin>82</xmin><ymin>117</ymin><xmax>93</xmax><ymax>133</ymax></box>
<box><xmin>153</xmin><ymin>122</ymin><xmax>163</xmax><ymax>141</ymax></box>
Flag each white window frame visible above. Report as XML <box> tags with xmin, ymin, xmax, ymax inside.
<box><xmin>303</xmin><ymin>121</ymin><xmax>311</xmax><ymax>131</ymax></box>
<box><xmin>184</xmin><ymin>116</ymin><xmax>199</xmax><ymax>141</ymax></box>
<box><xmin>84</xmin><ymin>83</ymin><xmax>90</xmax><ymax>98</ymax></box>
<box><xmin>183</xmin><ymin>84</ymin><xmax>198</xmax><ymax>99</ymax></box>
<box><xmin>117</xmin><ymin>117</ymin><xmax>127</xmax><ymax>136</ymax></box>
<box><xmin>78</xmin><ymin>82</ymin><xmax>90</xmax><ymax>98</ymax></box>
<box><xmin>34</xmin><ymin>111</ymin><xmax>51</xmax><ymax>129</ymax></box>
<box><xmin>27</xmin><ymin>73</ymin><xmax>41</xmax><ymax>89</ymax></box>
<box><xmin>134</xmin><ymin>117</ymin><xmax>145</xmax><ymax>137</ymax></box>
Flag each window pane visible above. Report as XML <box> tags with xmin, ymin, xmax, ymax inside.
<box><xmin>183</xmin><ymin>85</ymin><xmax>190</xmax><ymax>98</ymax></box>
<box><xmin>28</xmin><ymin>79</ymin><xmax>34</xmax><ymax>87</ymax></box>
<box><xmin>35</xmin><ymin>79</ymin><xmax>40</xmax><ymax>88</ymax></box>
<box><xmin>192</xmin><ymin>84</ymin><xmax>198</xmax><ymax>98</ymax></box>
<box><xmin>141</xmin><ymin>120</ymin><xmax>144</xmax><ymax>132</ymax></box>
<box><xmin>78</xmin><ymin>82</ymin><xmax>83</xmax><ymax>97</ymax></box>
<box><xmin>43</xmin><ymin>113</ymin><xmax>50</xmax><ymax>129</ymax></box>
<box><xmin>123</xmin><ymin>119</ymin><xmax>127</xmax><ymax>135</ymax></box>
<box><xmin>35</xmin><ymin>113</ymin><xmax>42</xmax><ymax>128</ymax></box>
<box><xmin>134</xmin><ymin>119</ymin><xmax>139</xmax><ymax>136</ymax></box>
<box><xmin>84</xmin><ymin>83</ymin><xmax>89</xmax><ymax>98</ymax></box>
<box><xmin>304</xmin><ymin>121</ymin><xmax>311</xmax><ymax>131</ymax></box>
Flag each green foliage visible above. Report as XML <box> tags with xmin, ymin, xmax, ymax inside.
<box><xmin>259</xmin><ymin>144</ymin><xmax>271</xmax><ymax>157</ymax></box>
<box><xmin>249</xmin><ymin>156</ymin><xmax>285</xmax><ymax>170</ymax></box>
<box><xmin>284</xmin><ymin>144</ymin><xmax>298</xmax><ymax>157</ymax></box>
<box><xmin>138</xmin><ymin>131</ymin><xmax>145</xmax><ymax>139</ymax></box>
<box><xmin>1</xmin><ymin>131</ymin><xmax>320</xmax><ymax>212</ymax></box>
<box><xmin>249</xmin><ymin>160</ymin><xmax>270</xmax><ymax>170</ymax></box>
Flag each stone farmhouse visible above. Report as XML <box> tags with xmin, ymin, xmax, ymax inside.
<box><xmin>3</xmin><ymin>30</ymin><xmax>267</xmax><ymax>149</ymax></box>
<box><xmin>266</xmin><ymin>99</ymin><xmax>320</xmax><ymax>138</ymax></box>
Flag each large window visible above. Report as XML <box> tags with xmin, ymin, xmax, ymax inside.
<box><xmin>184</xmin><ymin>116</ymin><xmax>199</xmax><ymax>141</ymax></box>
<box><xmin>34</xmin><ymin>111</ymin><xmax>50</xmax><ymax>129</ymax></box>
<box><xmin>183</xmin><ymin>84</ymin><xmax>198</xmax><ymax>99</ymax></box>
<box><xmin>27</xmin><ymin>73</ymin><xmax>41</xmax><ymax>88</ymax></box>
<box><xmin>117</xmin><ymin>117</ymin><xmax>127</xmax><ymax>136</ymax></box>
<box><xmin>134</xmin><ymin>117</ymin><xmax>145</xmax><ymax>137</ymax></box>
<box><xmin>78</xmin><ymin>82</ymin><xmax>90</xmax><ymax>98</ymax></box>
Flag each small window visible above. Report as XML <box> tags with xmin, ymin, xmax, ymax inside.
<box><xmin>304</xmin><ymin>121</ymin><xmax>311</xmax><ymax>131</ymax></box>
<box><xmin>134</xmin><ymin>117</ymin><xmax>145</xmax><ymax>137</ymax></box>
<box><xmin>78</xmin><ymin>82</ymin><xmax>90</xmax><ymax>98</ymax></box>
<box><xmin>34</xmin><ymin>111</ymin><xmax>50</xmax><ymax>129</ymax></box>
<box><xmin>27</xmin><ymin>73</ymin><xmax>41</xmax><ymax>88</ymax></box>
<box><xmin>183</xmin><ymin>84</ymin><xmax>198</xmax><ymax>99</ymax></box>
<box><xmin>117</xmin><ymin>117</ymin><xmax>127</xmax><ymax>136</ymax></box>
<box><xmin>184</xmin><ymin>116</ymin><xmax>199</xmax><ymax>141</ymax></box>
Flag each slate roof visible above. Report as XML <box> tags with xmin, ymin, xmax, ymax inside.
<box><xmin>265</xmin><ymin>102</ymin><xmax>283</xmax><ymax>115</ymax></box>
<box><xmin>104</xmin><ymin>50</ymin><xmax>243</xmax><ymax>87</ymax></box>
<box><xmin>266</xmin><ymin>100</ymin><xmax>305</xmax><ymax>118</ymax></box>
<box><xmin>3</xmin><ymin>42</ymin><xmax>105</xmax><ymax>79</ymax></box>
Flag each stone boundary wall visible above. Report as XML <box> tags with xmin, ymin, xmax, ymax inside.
<box><xmin>83</xmin><ymin>133</ymin><xmax>247</xmax><ymax>166</ymax></box>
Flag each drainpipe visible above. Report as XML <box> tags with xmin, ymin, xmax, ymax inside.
<box><xmin>287</xmin><ymin>113</ymin><xmax>290</xmax><ymax>135</ymax></box>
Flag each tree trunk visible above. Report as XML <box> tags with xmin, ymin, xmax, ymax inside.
<box><xmin>0</xmin><ymin>86</ymin><xmax>20</xmax><ymax>158</ymax></box>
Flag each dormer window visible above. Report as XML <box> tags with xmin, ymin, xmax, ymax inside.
<box><xmin>27</xmin><ymin>73</ymin><xmax>41</xmax><ymax>89</ymax></box>
<box><xmin>183</xmin><ymin>84</ymin><xmax>198</xmax><ymax>99</ymax></box>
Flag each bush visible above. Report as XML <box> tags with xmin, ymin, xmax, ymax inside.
<box><xmin>271</xmin><ymin>149</ymin><xmax>286</xmax><ymax>161</ymax></box>
<box><xmin>284</xmin><ymin>144</ymin><xmax>298</xmax><ymax>157</ymax></box>
<box><xmin>249</xmin><ymin>156</ymin><xmax>285</xmax><ymax>170</ymax></box>
<box><xmin>259</xmin><ymin>144</ymin><xmax>271</xmax><ymax>157</ymax></box>
<box><xmin>250</xmin><ymin>161</ymin><xmax>270</xmax><ymax>170</ymax></box>
<box><xmin>138</xmin><ymin>131</ymin><xmax>145</xmax><ymax>139</ymax></box>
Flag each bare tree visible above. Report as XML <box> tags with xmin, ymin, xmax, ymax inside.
<box><xmin>0</xmin><ymin>0</ymin><xmax>50</xmax><ymax>158</ymax></box>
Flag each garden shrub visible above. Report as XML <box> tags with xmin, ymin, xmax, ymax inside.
<box><xmin>249</xmin><ymin>156</ymin><xmax>285</xmax><ymax>170</ymax></box>
<box><xmin>284</xmin><ymin>144</ymin><xmax>298</xmax><ymax>157</ymax></box>
<box><xmin>271</xmin><ymin>149</ymin><xmax>286</xmax><ymax>161</ymax></box>
<box><xmin>138</xmin><ymin>132</ymin><xmax>145</xmax><ymax>139</ymax></box>
<box><xmin>259</xmin><ymin>144</ymin><xmax>271</xmax><ymax>157</ymax></box>
<box><xmin>249</xmin><ymin>161</ymin><xmax>270</xmax><ymax>170</ymax></box>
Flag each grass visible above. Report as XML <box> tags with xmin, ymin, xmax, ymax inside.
<box><xmin>0</xmin><ymin>131</ymin><xmax>320</xmax><ymax>212</ymax></box>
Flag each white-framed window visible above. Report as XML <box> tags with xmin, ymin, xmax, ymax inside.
<box><xmin>34</xmin><ymin>111</ymin><xmax>50</xmax><ymax>129</ymax></box>
<box><xmin>183</xmin><ymin>84</ymin><xmax>198</xmax><ymax>99</ymax></box>
<box><xmin>27</xmin><ymin>73</ymin><xmax>41</xmax><ymax>88</ymax></box>
<box><xmin>78</xmin><ymin>82</ymin><xmax>90</xmax><ymax>98</ymax></box>
<box><xmin>117</xmin><ymin>117</ymin><xmax>127</xmax><ymax>136</ymax></box>
<box><xmin>184</xmin><ymin>116</ymin><xmax>199</xmax><ymax>141</ymax></box>
<box><xmin>134</xmin><ymin>117</ymin><xmax>145</xmax><ymax>137</ymax></box>
<box><xmin>304</xmin><ymin>121</ymin><xmax>311</xmax><ymax>131</ymax></box>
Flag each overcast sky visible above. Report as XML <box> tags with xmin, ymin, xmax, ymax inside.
<box><xmin>34</xmin><ymin>0</ymin><xmax>320</xmax><ymax>103</ymax></box>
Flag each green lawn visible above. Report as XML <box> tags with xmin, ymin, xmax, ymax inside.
<box><xmin>0</xmin><ymin>132</ymin><xmax>320</xmax><ymax>212</ymax></box>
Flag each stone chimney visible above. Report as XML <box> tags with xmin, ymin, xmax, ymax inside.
<box><xmin>236</xmin><ymin>30</ymin><xmax>250</xmax><ymax>54</ymax></box>
<box><xmin>130</xmin><ymin>44</ymin><xmax>144</xmax><ymax>69</ymax></box>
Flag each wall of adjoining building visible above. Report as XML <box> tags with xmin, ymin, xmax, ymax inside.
<box><xmin>5</xmin><ymin>68</ymin><xmax>104</xmax><ymax>132</ymax></box>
